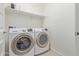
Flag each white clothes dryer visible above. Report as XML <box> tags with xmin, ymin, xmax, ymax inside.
<box><xmin>9</xmin><ymin>28</ymin><xmax>35</xmax><ymax>56</ymax></box>
<box><xmin>34</xmin><ymin>28</ymin><xmax>50</xmax><ymax>55</ymax></box>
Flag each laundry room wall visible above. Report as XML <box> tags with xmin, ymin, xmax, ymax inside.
<box><xmin>76</xmin><ymin>4</ymin><xmax>79</xmax><ymax>32</ymax></box>
<box><xmin>16</xmin><ymin>3</ymin><xmax>45</xmax><ymax>15</ymax></box>
<box><xmin>75</xmin><ymin>3</ymin><xmax>79</xmax><ymax>56</ymax></box>
<box><xmin>43</xmin><ymin>3</ymin><xmax>76</xmax><ymax>56</ymax></box>
<box><xmin>0</xmin><ymin>4</ymin><xmax>5</xmax><ymax>29</ymax></box>
<box><xmin>5</xmin><ymin>3</ymin><xmax>45</xmax><ymax>30</ymax></box>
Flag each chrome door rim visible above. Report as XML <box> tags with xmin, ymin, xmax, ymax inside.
<box><xmin>36</xmin><ymin>32</ymin><xmax>48</xmax><ymax>48</ymax></box>
<box><xmin>11</xmin><ymin>33</ymin><xmax>34</xmax><ymax>55</ymax></box>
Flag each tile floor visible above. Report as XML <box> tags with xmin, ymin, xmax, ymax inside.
<box><xmin>39</xmin><ymin>50</ymin><xmax>60</xmax><ymax>56</ymax></box>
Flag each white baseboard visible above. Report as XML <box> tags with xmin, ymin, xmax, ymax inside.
<box><xmin>51</xmin><ymin>48</ymin><xmax>64</xmax><ymax>56</ymax></box>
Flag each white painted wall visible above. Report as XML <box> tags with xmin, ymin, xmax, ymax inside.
<box><xmin>15</xmin><ymin>3</ymin><xmax>45</xmax><ymax>15</ymax></box>
<box><xmin>0</xmin><ymin>30</ymin><xmax>5</xmax><ymax>56</ymax></box>
<box><xmin>5</xmin><ymin>8</ymin><xmax>44</xmax><ymax>29</ymax></box>
<box><xmin>0</xmin><ymin>4</ymin><xmax>5</xmax><ymax>29</ymax></box>
<box><xmin>76</xmin><ymin>4</ymin><xmax>79</xmax><ymax>32</ymax></box>
<box><xmin>0</xmin><ymin>3</ymin><xmax>5</xmax><ymax>56</ymax></box>
<box><xmin>75</xmin><ymin>3</ymin><xmax>79</xmax><ymax>56</ymax></box>
<box><xmin>43</xmin><ymin>3</ymin><xmax>76</xmax><ymax>56</ymax></box>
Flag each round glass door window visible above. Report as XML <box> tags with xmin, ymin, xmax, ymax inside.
<box><xmin>11</xmin><ymin>33</ymin><xmax>34</xmax><ymax>55</ymax></box>
<box><xmin>16</xmin><ymin>37</ymin><xmax>31</xmax><ymax>51</ymax></box>
<box><xmin>36</xmin><ymin>32</ymin><xmax>48</xmax><ymax>48</ymax></box>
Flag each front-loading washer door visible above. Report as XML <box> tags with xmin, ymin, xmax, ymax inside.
<box><xmin>11</xmin><ymin>33</ymin><xmax>34</xmax><ymax>56</ymax></box>
<box><xmin>36</xmin><ymin>32</ymin><xmax>48</xmax><ymax>48</ymax></box>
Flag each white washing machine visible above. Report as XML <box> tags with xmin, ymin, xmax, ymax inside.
<box><xmin>34</xmin><ymin>28</ymin><xmax>50</xmax><ymax>56</ymax></box>
<box><xmin>9</xmin><ymin>28</ymin><xmax>35</xmax><ymax>56</ymax></box>
<box><xmin>0</xmin><ymin>29</ymin><xmax>5</xmax><ymax>56</ymax></box>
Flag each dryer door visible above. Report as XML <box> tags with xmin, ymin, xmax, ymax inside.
<box><xmin>36</xmin><ymin>32</ymin><xmax>48</xmax><ymax>48</ymax></box>
<box><xmin>11</xmin><ymin>33</ymin><xmax>34</xmax><ymax>55</ymax></box>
